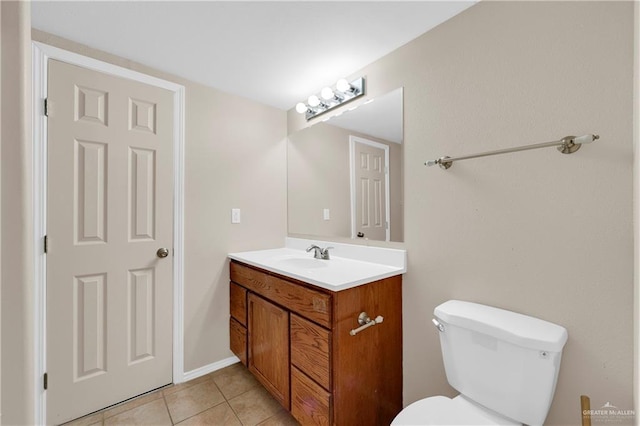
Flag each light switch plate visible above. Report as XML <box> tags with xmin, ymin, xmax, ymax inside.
<box><xmin>231</xmin><ymin>208</ymin><xmax>241</xmax><ymax>224</ymax></box>
<box><xmin>323</xmin><ymin>208</ymin><xmax>330</xmax><ymax>220</ymax></box>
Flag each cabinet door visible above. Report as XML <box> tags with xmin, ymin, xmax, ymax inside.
<box><xmin>248</xmin><ymin>293</ymin><xmax>290</xmax><ymax>409</ymax></box>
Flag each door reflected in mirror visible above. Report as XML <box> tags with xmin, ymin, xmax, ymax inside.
<box><xmin>287</xmin><ymin>88</ymin><xmax>403</xmax><ymax>242</ymax></box>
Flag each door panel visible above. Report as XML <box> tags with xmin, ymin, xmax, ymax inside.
<box><xmin>354</xmin><ymin>141</ymin><xmax>387</xmax><ymax>241</ymax></box>
<box><xmin>75</xmin><ymin>140</ymin><xmax>107</xmax><ymax>244</ymax></box>
<box><xmin>129</xmin><ymin>147</ymin><xmax>156</xmax><ymax>241</ymax></box>
<box><xmin>128</xmin><ymin>267</ymin><xmax>156</xmax><ymax>364</ymax></box>
<box><xmin>74</xmin><ymin>273</ymin><xmax>107</xmax><ymax>381</ymax></box>
<box><xmin>47</xmin><ymin>59</ymin><xmax>174</xmax><ymax>424</ymax></box>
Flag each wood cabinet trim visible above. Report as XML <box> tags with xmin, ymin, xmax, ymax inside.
<box><xmin>231</xmin><ymin>260</ymin><xmax>334</xmax><ymax>295</ymax></box>
<box><xmin>231</xmin><ymin>261</ymin><xmax>332</xmax><ymax>328</ymax></box>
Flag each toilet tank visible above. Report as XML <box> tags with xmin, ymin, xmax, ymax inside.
<box><xmin>434</xmin><ymin>300</ymin><xmax>568</xmax><ymax>426</ymax></box>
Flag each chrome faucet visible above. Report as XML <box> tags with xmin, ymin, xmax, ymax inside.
<box><xmin>306</xmin><ymin>244</ymin><xmax>334</xmax><ymax>260</ymax></box>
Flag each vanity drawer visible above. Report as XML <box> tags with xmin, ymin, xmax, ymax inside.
<box><xmin>230</xmin><ymin>261</ymin><xmax>331</xmax><ymax>327</ymax></box>
<box><xmin>230</xmin><ymin>281</ymin><xmax>247</xmax><ymax>325</ymax></box>
<box><xmin>291</xmin><ymin>314</ymin><xmax>330</xmax><ymax>390</ymax></box>
<box><xmin>229</xmin><ymin>317</ymin><xmax>247</xmax><ymax>366</ymax></box>
<box><xmin>291</xmin><ymin>366</ymin><xmax>331</xmax><ymax>426</ymax></box>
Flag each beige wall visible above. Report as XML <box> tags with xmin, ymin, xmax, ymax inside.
<box><xmin>5</xmin><ymin>2</ymin><xmax>634</xmax><ymax>424</ymax></box>
<box><xmin>2</xmin><ymin>1</ymin><xmax>34</xmax><ymax>424</ymax></box>
<box><xmin>181</xmin><ymin>77</ymin><xmax>286</xmax><ymax>371</ymax></box>
<box><xmin>290</xmin><ymin>2</ymin><xmax>634</xmax><ymax>424</ymax></box>
<box><xmin>288</xmin><ymin>122</ymin><xmax>403</xmax><ymax>241</ymax></box>
<box><xmin>30</xmin><ymin>31</ymin><xmax>288</xmax><ymax>376</ymax></box>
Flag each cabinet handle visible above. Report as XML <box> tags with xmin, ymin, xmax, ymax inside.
<box><xmin>350</xmin><ymin>312</ymin><xmax>384</xmax><ymax>336</ymax></box>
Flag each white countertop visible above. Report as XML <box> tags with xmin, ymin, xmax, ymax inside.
<box><xmin>228</xmin><ymin>238</ymin><xmax>406</xmax><ymax>291</ymax></box>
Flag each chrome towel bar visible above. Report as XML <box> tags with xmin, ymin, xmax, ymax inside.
<box><xmin>350</xmin><ymin>311</ymin><xmax>384</xmax><ymax>336</ymax></box>
<box><xmin>425</xmin><ymin>134</ymin><xmax>599</xmax><ymax>170</ymax></box>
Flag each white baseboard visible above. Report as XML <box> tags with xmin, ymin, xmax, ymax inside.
<box><xmin>181</xmin><ymin>356</ymin><xmax>241</xmax><ymax>383</ymax></box>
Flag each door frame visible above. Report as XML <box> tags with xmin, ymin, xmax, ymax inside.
<box><xmin>349</xmin><ymin>135</ymin><xmax>391</xmax><ymax>241</ymax></box>
<box><xmin>31</xmin><ymin>41</ymin><xmax>186</xmax><ymax>425</ymax></box>
<box><xmin>633</xmin><ymin>1</ymin><xmax>639</xmax><ymax>418</ymax></box>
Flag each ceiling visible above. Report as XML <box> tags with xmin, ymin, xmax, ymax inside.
<box><xmin>31</xmin><ymin>1</ymin><xmax>475</xmax><ymax>111</ymax></box>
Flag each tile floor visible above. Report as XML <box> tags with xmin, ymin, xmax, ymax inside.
<box><xmin>63</xmin><ymin>363</ymin><xmax>300</xmax><ymax>426</ymax></box>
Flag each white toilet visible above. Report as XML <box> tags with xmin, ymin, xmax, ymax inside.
<box><xmin>392</xmin><ymin>300</ymin><xmax>568</xmax><ymax>426</ymax></box>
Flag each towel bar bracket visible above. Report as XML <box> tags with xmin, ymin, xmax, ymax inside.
<box><xmin>557</xmin><ymin>136</ymin><xmax>581</xmax><ymax>154</ymax></box>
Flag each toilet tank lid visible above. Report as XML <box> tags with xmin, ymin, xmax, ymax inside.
<box><xmin>434</xmin><ymin>300</ymin><xmax>568</xmax><ymax>352</ymax></box>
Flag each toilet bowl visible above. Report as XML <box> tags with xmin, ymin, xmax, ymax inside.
<box><xmin>392</xmin><ymin>395</ymin><xmax>520</xmax><ymax>426</ymax></box>
<box><xmin>391</xmin><ymin>300</ymin><xmax>568</xmax><ymax>426</ymax></box>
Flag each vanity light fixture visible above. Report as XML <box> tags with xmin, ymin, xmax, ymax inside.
<box><xmin>295</xmin><ymin>102</ymin><xmax>310</xmax><ymax>114</ymax></box>
<box><xmin>321</xmin><ymin>86</ymin><xmax>344</xmax><ymax>102</ymax></box>
<box><xmin>295</xmin><ymin>77</ymin><xmax>365</xmax><ymax>121</ymax></box>
<box><xmin>308</xmin><ymin>95</ymin><xmax>321</xmax><ymax>107</ymax></box>
<box><xmin>336</xmin><ymin>78</ymin><xmax>354</xmax><ymax>93</ymax></box>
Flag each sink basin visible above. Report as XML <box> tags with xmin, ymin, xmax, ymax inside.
<box><xmin>228</xmin><ymin>244</ymin><xmax>406</xmax><ymax>291</ymax></box>
<box><xmin>275</xmin><ymin>257</ymin><xmax>328</xmax><ymax>270</ymax></box>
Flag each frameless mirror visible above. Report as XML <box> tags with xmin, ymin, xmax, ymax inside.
<box><xmin>287</xmin><ymin>88</ymin><xmax>404</xmax><ymax>242</ymax></box>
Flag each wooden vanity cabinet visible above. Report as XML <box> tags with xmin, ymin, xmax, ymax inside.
<box><xmin>229</xmin><ymin>260</ymin><xmax>402</xmax><ymax>426</ymax></box>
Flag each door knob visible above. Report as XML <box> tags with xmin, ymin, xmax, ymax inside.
<box><xmin>156</xmin><ymin>247</ymin><xmax>169</xmax><ymax>258</ymax></box>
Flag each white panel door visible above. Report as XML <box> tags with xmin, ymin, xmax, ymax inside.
<box><xmin>354</xmin><ymin>140</ymin><xmax>388</xmax><ymax>241</ymax></box>
<box><xmin>47</xmin><ymin>59</ymin><xmax>174</xmax><ymax>424</ymax></box>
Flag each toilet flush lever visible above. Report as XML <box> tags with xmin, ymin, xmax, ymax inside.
<box><xmin>432</xmin><ymin>318</ymin><xmax>445</xmax><ymax>332</ymax></box>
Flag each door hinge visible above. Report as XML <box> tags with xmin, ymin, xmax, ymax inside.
<box><xmin>44</xmin><ymin>235</ymin><xmax>48</xmax><ymax>254</ymax></box>
<box><xmin>44</xmin><ymin>98</ymin><xmax>49</xmax><ymax>117</ymax></box>
<box><xmin>43</xmin><ymin>372</ymin><xmax>48</xmax><ymax>390</ymax></box>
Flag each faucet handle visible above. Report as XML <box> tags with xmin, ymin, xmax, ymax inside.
<box><xmin>320</xmin><ymin>247</ymin><xmax>334</xmax><ymax>259</ymax></box>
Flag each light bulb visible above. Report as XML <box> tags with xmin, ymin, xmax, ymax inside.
<box><xmin>336</xmin><ymin>78</ymin><xmax>351</xmax><ymax>93</ymax></box>
<box><xmin>321</xmin><ymin>87</ymin><xmax>334</xmax><ymax>100</ymax></box>
<box><xmin>295</xmin><ymin>102</ymin><xmax>308</xmax><ymax>114</ymax></box>
<box><xmin>308</xmin><ymin>95</ymin><xmax>320</xmax><ymax>107</ymax></box>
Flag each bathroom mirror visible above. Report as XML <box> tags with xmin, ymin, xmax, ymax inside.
<box><xmin>287</xmin><ymin>88</ymin><xmax>404</xmax><ymax>242</ymax></box>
